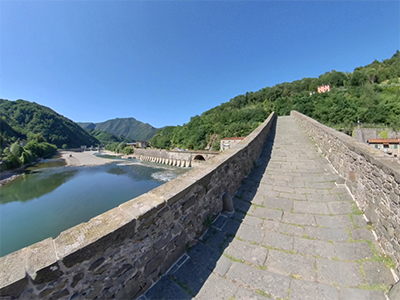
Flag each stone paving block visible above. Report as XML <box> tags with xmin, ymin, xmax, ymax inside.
<box><xmin>280</xmin><ymin>192</ymin><xmax>307</xmax><ymax>201</ymax></box>
<box><xmin>272</xmin><ymin>185</ymin><xmax>295</xmax><ymax>194</ymax></box>
<box><xmin>234</xmin><ymin>287</ymin><xmax>268</xmax><ymax>300</ymax></box>
<box><xmin>307</xmin><ymin>194</ymin><xmax>342</xmax><ymax>202</ymax></box>
<box><xmin>144</xmin><ymin>276</ymin><xmax>192</xmax><ymax>300</ymax></box>
<box><xmin>350</xmin><ymin>228</ymin><xmax>376</xmax><ymax>241</ymax></box>
<box><xmin>308</xmin><ymin>182</ymin><xmax>336</xmax><ymax>189</ymax></box>
<box><xmin>334</xmin><ymin>242</ymin><xmax>374</xmax><ymax>261</ymax></box>
<box><xmin>315</xmin><ymin>189</ymin><xmax>332</xmax><ymax>195</ymax></box>
<box><xmin>290</xmin><ymin>279</ymin><xmax>339</xmax><ymax>300</ymax></box>
<box><xmin>233</xmin><ymin>198</ymin><xmax>252</xmax><ymax>213</ymax></box>
<box><xmin>256</xmin><ymin>183</ymin><xmax>279</xmax><ymax>193</ymax></box>
<box><xmin>170</xmin><ymin>258</ymin><xmax>211</xmax><ymax>297</ymax></box>
<box><xmin>195</xmin><ymin>273</ymin><xmax>237</xmax><ymax>300</ymax></box>
<box><xmin>223</xmin><ymin>238</ymin><xmax>268</xmax><ymax>266</ymax></box>
<box><xmin>362</xmin><ymin>261</ymin><xmax>396</xmax><ymax>285</ymax></box>
<box><xmin>222</xmin><ymin>218</ymin><xmax>241</xmax><ymax>236</ymax></box>
<box><xmin>202</xmin><ymin>230</ymin><xmax>232</xmax><ymax>253</ymax></box>
<box><xmin>188</xmin><ymin>242</ymin><xmax>231</xmax><ymax>277</ymax></box>
<box><xmin>232</xmin><ymin>211</ymin><xmax>246</xmax><ymax>222</ymax></box>
<box><xmin>265</xmin><ymin>249</ymin><xmax>316</xmax><ymax>280</ymax></box>
<box><xmin>295</xmin><ymin>187</ymin><xmax>320</xmax><ymax>195</ymax></box>
<box><xmin>241</xmin><ymin>214</ymin><xmax>264</xmax><ymax>228</ymax></box>
<box><xmin>293</xmin><ymin>201</ymin><xmax>330</xmax><ymax>215</ymax></box>
<box><xmin>226</xmin><ymin>262</ymin><xmax>290</xmax><ymax>300</ymax></box>
<box><xmin>263</xmin><ymin>220</ymin><xmax>305</xmax><ymax>237</ymax></box>
<box><xmin>248</xmin><ymin>206</ymin><xmax>283</xmax><ymax>221</ymax></box>
<box><xmin>212</xmin><ymin>215</ymin><xmax>228</xmax><ymax>230</ymax></box>
<box><xmin>339</xmin><ymin>287</ymin><xmax>387</xmax><ymax>300</ymax></box>
<box><xmin>235</xmin><ymin>223</ymin><xmax>265</xmax><ymax>244</ymax></box>
<box><xmin>351</xmin><ymin>215</ymin><xmax>368</xmax><ymax>228</ymax></box>
<box><xmin>304</xmin><ymin>226</ymin><xmax>350</xmax><ymax>242</ymax></box>
<box><xmin>247</xmin><ymin>194</ymin><xmax>264</xmax><ymax>206</ymax></box>
<box><xmin>286</xmin><ymin>181</ymin><xmax>306</xmax><ymax>188</ymax></box>
<box><xmin>282</xmin><ymin>212</ymin><xmax>316</xmax><ymax>226</ymax></box>
<box><xmin>315</xmin><ymin>215</ymin><xmax>353</xmax><ymax>229</ymax></box>
<box><xmin>327</xmin><ymin>201</ymin><xmax>353</xmax><ymax>214</ymax></box>
<box><xmin>293</xmin><ymin>237</ymin><xmax>336</xmax><ymax>259</ymax></box>
<box><xmin>263</xmin><ymin>197</ymin><xmax>293</xmax><ymax>211</ymax></box>
<box><xmin>262</xmin><ymin>230</ymin><xmax>294</xmax><ymax>252</ymax></box>
<box><xmin>316</xmin><ymin>258</ymin><xmax>364</xmax><ymax>287</ymax></box>
<box><xmin>340</xmin><ymin>193</ymin><xmax>355</xmax><ymax>201</ymax></box>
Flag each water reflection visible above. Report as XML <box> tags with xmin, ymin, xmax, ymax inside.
<box><xmin>0</xmin><ymin>159</ymin><xmax>190</xmax><ymax>257</ymax></box>
<box><xmin>0</xmin><ymin>169</ymin><xmax>78</xmax><ymax>204</ymax></box>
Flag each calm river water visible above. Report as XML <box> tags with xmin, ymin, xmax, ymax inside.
<box><xmin>0</xmin><ymin>155</ymin><xmax>190</xmax><ymax>257</ymax></box>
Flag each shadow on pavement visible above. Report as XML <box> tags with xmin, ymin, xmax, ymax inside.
<box><xmin>139</xmin><ymin>119</ymin><xmax>277</xmax><ymax>300</ymax></box>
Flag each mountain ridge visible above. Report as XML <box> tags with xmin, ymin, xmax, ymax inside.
<box><xmin>77</xmin><ymin>117</ymin><xmax>158</xmax><ymax>141</ymax></box>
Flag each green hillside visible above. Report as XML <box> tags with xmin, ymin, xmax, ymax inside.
<box><xmin>151</xmin><ymin>51</ymin><xmax>400</xmax><ymax>151</ymax></box>
<box><xmin>78</xmin><ymin>118</ymin><xmax>158</xmax><ymax>141</ymax></box>
<box><xmin>0</xmin><ymin>99</ymin><xmax>100</xmax><ymax>148</ymax></box>
<box><xmin>86</xmin><ymin>129</ymin><xmax>130</xmax><ymax>145</ymax></box>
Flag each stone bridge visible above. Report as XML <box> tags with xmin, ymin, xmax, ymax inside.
<box><xmin>134</xmin><ymin>149</ymin><xmax>219</xmax><ymax>167</ymax></box>
<box><xmin>1</xmin><ymin>112</ymin><xmax>400</xmax><ymax>300</ymax></box>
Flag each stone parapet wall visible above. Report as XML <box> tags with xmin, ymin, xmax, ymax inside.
<box><xmin>0</xmin><ymin>112</ymin><xmax>276</xmax><ymax>300</ymax></box>
<box><xmin>291</xmin><ymin>110</ymin><xmax>400</xmax><ymax>277</ymax></box>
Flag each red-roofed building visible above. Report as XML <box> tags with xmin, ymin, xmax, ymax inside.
<box><xmin>367</xmin><ymin>138</ymin><xmax>400</xmax><ymax>157</ymax></box>
<box><xmin>220</xmin><ymin>137</ymin><xmax>245</xmax><ymax>151</ymax></box>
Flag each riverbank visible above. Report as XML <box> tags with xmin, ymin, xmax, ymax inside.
<box><xmin>59</xmin><ymin>150</ymin><xmax>116</xmax><ymax>167</ymax></box>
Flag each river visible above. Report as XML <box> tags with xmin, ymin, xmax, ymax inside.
<box><xmin>0</xmin><ymin>154</ymin><xmax>190</xmax><ymax>257</ymax></box>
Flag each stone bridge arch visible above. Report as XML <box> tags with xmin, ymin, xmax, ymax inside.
<box><xmin>193</xmin><ymin>154</ymin><xmax>206</xmax><ymax>161</ymax></box>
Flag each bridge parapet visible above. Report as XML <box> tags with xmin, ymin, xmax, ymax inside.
<box><xmin>291</xmin><ymin>110</ymin><xmax>400</xmax><ymax>278</ymax></box>
<box><xmin>0</xmin><ymin>113</ymin><xmax>276</xmax><ymax>299</ymax></box>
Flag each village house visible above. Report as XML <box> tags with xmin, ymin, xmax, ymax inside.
<box><xmin>367</xmin><ymin>138</ymin><xmax>400</xmax><ymax>157</ymax></box>
<box><xmin>220</xmin><ymin>137</ymin><xmax>245</xmax><ymax>151</ymax></box>
<box><xmin>317</xmin><ymin>84</ymin><xmax>331</xmax><ymax>93</ymax></box>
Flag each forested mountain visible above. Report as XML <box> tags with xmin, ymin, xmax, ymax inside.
<box><xmin>77</xmin><ymin>118</ymin><xmax>158</xmax><ymax>141</ymax></box>
<box><xmin>151</xmin><ymin>51</ymin><xmax>400</xmax><ymax>151</ymax></box>
<box><xmin>0</xmin><ymin>99</ymin><xmax>99</xmax><ymax>148</ymax></box>
<box><xmin>86</xmin><ymin>129</ymin><xmax>129</xmax><ymax>145</ymax></box>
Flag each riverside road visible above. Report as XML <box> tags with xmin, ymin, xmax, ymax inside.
<box><xmin>138</xmin><ymin>116</ymin><xmax>396</xmax><ymax>300</ymax></box>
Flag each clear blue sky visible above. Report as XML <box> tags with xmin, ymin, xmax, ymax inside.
<box><xmin>1</xmin><ymin>1</ymin><xmax>399</xmax><ymax>128</ymax></box>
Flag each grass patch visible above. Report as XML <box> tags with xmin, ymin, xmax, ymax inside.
<box><xmin>203</xmin><ymin>215</ymin><xmax>213</xmax><ymax>228</ymax></box>
<box><xmin>262</xmin><ymin>245</ymin><xmax>297</xmax><ymax>254</ymax></box>
<box><xmin>255</xmin><ymin>265</ymin><xmax>268</xmax><ymax>271</ymax></box>
<box><xmin>228</xmin><ymin>296</ymin><xmax>235</xmax><ymax>300</ymax></box>
<box><xmin>234</xmin><ymin>236</ymin><xmax>245</xmax><ymax>242</ymax></box>
<box><xmin>358</xmin><ymin>284</ymin><xmax>391</xmax><ymax>293</ymax></box>
<box><xmin>252</xmin><ymin>203</ymin><xmax>266</xmax><ymax>210</ymax></box>
<box><xmin>223</xmin><ymin>253</ymin><xmax>244</xmax><ymax>263</ymax></box>
<box><xmin>352</xmin><ymin>240</ymin><xmax>396</xmax><ymax>269</ymax></box>
<box><xmin>351</xmin><ymin>202</ymin><xmax>363</xmax><ymax>215</ymax></box>
<box><xmin>255</xmin><ymin>289</ymin><xmax>271</xmax><ymax>298</ymax></box>
<box><xmin>290</xmin><ymin>273</ymin><xmax>302</xmax><ymax>280</ymax></box>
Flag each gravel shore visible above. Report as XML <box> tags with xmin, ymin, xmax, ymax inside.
<box><xmin>59</xmin><ymin>150</ymin><xmax>116</xmax><ymax>167</ymax></box>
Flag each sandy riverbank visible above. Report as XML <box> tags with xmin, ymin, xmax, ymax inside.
<box><xmin>60</xmin><ymin>150</ymin><xmax>117</xmax><ymax>167</ymax></box>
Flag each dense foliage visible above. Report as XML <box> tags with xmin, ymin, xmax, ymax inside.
<box><xmin>0</xmin><ymin>99</ymin><xmax>100</xmax><ymax>148</ymax></box>
<box><xmin>104</xmin><ymin>142</ymin><xmax>134</xmax><ymax>155</ymax></box>
<box><xmin>151</xmin><ymin>51</ymin><xmax>400</xmax><ymax>150</ymax></box>
<box><xmin>85</xmin><ymin>129</ymin><xmax>131</xmax><ymax>146</ymax></box>
<box><xmin>1</xmin><ymin>133</ymin><xmax>58</xmax><ymax>171</ymax></box>
<box><xmin>78</xmin><ymin>118</ymin><xmax>158</xmax><ymax>141</ymax></box>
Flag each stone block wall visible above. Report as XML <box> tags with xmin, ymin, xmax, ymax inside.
<box><xmin>0</xmin><ymin>112</ymin><xmax>276</xmax><ymax>299</ymax></box>
<box><xmin>291</xmin><ymin>110</ymin><xmax>400</xmax><ymax>277</ymax></box>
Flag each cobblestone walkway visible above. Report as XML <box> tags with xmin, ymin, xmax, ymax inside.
<box><xmin>139</xmin><ymin>116</ymin><xmax>396</xmax><ymax>300</ymax></box>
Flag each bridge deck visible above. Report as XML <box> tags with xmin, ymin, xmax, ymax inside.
<box><xmin>138</xmin><ymin>116</ymin><xmax>396</xmax><ymax>300</ymax></box>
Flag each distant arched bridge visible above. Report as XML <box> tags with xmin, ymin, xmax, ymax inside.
<box><xmin>134</xmin><ymin>148</ymin><xmax>219</xmax><ymax>167</ymax></box>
